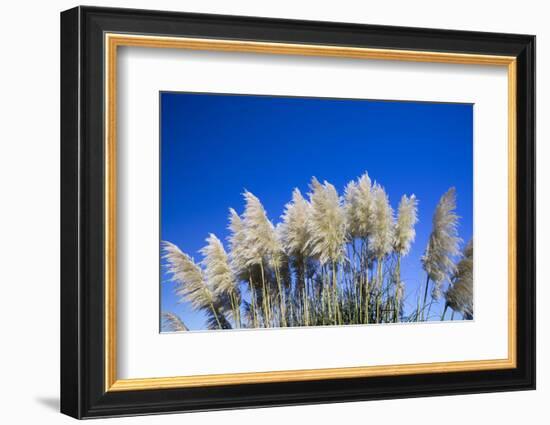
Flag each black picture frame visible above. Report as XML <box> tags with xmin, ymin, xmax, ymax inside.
<box><xmin>61</xmin><ymin>5</ymin><xmax>535</xmax><ymax>419</ymax></box>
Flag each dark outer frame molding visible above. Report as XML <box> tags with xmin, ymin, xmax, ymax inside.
<box><xmin>61</xmin><ymin>5</ymin><xmax>535</xmax><ymax>419</ymax></box>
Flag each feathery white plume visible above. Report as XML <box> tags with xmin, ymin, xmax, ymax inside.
<box><xmin>162</xmin><ymin>241</ymin><xmax>216</xmax><ymax>311</ymax></box>
<box><xmin>371</xmin><ymin>184</ymin><xmax>394</xmax><ymax>259</ymax></box>
<box><xmin>162</xmin><ymin>312</ymin><xmax>189</xmax><ymax>332</ymax></box>
<box><xmin>227</xmin><ymin>208</ymin><xmax>251</xmax><ymax>276</ymax></box>
<box><xmin>280</xmin><ymin>188</ymin><xmax>311</xmax><ymax>257</ymax></box>
<box><xmin>200</xmin><ymin>233</ymin><xmax>238</xmax><ymax>297</ymax></box>
<box><xmin>344</xmin><ymin>172</ymin><xmax>376</xmax><ymax>239</ymax></box>
<box><xmin>242</xmin><ymin>191</ymin><xmax>283</xmax><ymax>268</ymax></box>
<box><xmin>445</xmin><ymin>240</ymin><xmax>473</xmax><ymax>317</ymax></box>
<box><xmin>394</xmin><ymin>194</ymin><xmax>418</xmax><ymax>256</ymax></box>
<box><xmin>306</xmin><ymin>177</ymin><xmax>346</xmax><ymax>265</ymax></box>
<box><xmin>421</xmin><ymin>187</ymin><xmax>461</xmax><ymax>299</ymax></box>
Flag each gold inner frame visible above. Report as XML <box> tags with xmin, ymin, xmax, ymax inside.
<box><xmin>104</xmin><ymin>33</ymin><xmax>517</xmax><ymax>392</ymax></box>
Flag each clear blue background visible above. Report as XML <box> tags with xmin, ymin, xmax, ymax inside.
<box><xmin>160</xmin><ymin>92</ymin><xmax>473</xmax><ymax>331</ymax></box>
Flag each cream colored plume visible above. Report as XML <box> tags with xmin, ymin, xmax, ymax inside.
<box><xmin>344</xmin><ymin>172</ymin><xmax>376</xmax><ymax>239</ymax></box>
<box><xmin>394</xmin><ymin>194</ymin><xmax>418</xmax><ymax>256</ymax></box>
<box><xmin>161</xmin><ymin>312</ymin><xmax>189</xmax><ymax>332</ymax></box>
<box><xmin>445</xmin><ymin>240</ymin><xmax>473</xmax><ymax>317</ymax></box>
<box><xmin>421</xmin><ymin>187</ymin><xmax>461</xmax><ymax>299</ymax></box>
<box><xmin>227</xmin><ymin>208</ymin><xmax>251</xmax><ymax>276</ymax></box>
<box><xmin>306</xmin><ymin>177</ymin><xmax>346</xmax><ymax>265</ymax></box>
<box><xmin>371</xmin><ymin>184</ymin><xmax>394</xmax><ymax>259</ymax></box>
<box><xmin>242</xmin><ymin>191</ymin><xmax>283</xmax><ymax>268</ymax></box>
<box><xmin>280</xmin><ymin>188</ymin><xmax>311</xmax><ymax>257</ymax></box>
<box><xmin>162</xmin><ymin>241</ymin><xmax>217</xmax><ymax>311</ymax></box>
<box><xmin>200</xmin><ymin>233</ymin><xmax>237</xmax><ymax>297</ymax></box>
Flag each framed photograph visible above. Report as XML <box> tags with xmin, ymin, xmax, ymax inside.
<box><xmin>60</xmin><ymin>6</ymin><xmax>535</xmax><ymax>419</ymax></box>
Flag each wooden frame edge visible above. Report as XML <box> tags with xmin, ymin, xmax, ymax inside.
<box><xmin>507</xmin><ymin>59</ymin><xmax>518</xmax><ymax>369</ymax></box>
<box><xmin>108</xmin><ymin>358</ymin><xmax>516</xmax><ymax>391</ymax></box>
<box><xmin>104</xmin><ymin>33</ymin><xmax>518</xmax><ymax>393</ymax></box>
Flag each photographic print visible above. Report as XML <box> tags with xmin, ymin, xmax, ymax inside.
<box><xmin>160</xmin><ymin>92</ymin><xmax>473</xmax><ymax>332</ymax></box>
<box><xmin>61</xmin><ymin>9</ymin><xmax>534</xmax><ymax>416</ymax></box>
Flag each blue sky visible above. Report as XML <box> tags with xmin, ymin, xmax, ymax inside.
<box><xmin>160</xmin><ymin>92</ymin><xmax>473</xmax><ymax>331</ymax></box>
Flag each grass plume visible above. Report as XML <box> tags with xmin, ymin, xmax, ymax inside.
<box><xmin>444</xmin><ymin>240</ymin><xmax>473</xmax><ymax>320</ymax></box>
<box><xmin>163</xmin><ymin>173</ymin><xmax>470</xmax><ymax>330</ymax></box>
<box><xmin>162</xmin><ymin>312</ymin><xmax>189</xmax><ymax>332</ymax></box>
<box><xmin>421</xmin><ymin>187</ymin><xmax>461</xmax><ymax>305</ymax></box>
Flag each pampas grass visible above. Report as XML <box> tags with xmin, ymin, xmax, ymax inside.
<box><xmin>163</xmin><ymin>241</ymin><xmax>227</xmax><ymax>329</ymax></box>
<box><xmin>394</xmin><ymin>194</ymin><xmax>418</xmax><ymax>256</ymax></box>
<box><xmin>306</xmin><ymin>177</ymin><xmax>346</xmax><ymax>324</ymax></box>
<box><xmin>307</xmin><ymin>178</ymin><xmax>346</xmax><ymax>265</ymax></box>
<box><xmin>280</xmin><ymin>189</ymin><xmax>312</xmax><ymax>325</ymax></box>
<box><xmin>393</xmin><ymin>194</ymin><xmax>418</xmax><ymax>322</ymax></box>
<box><xmin>370</xmin><ymin>184</ymin><xmax>394</xmax><ymax>322</ymax></box>
<box><xmin>163</xmin><ymin>172</ymin><xmax>470</xmax><ymax>330</ymax></box>
<box><xmin>242</xmin><ymin>191</ymin><xmax>283</xmax><ymax>268</ymax></box>
<box><xmin>242</xmin><ymin>191</ymin><xmax>286</xmax><ymax>326</ymax></box>
<box><xmin>161</xmin><ymin>312</ymin><xmax>189</xmax><ymax>332</ymax></box>
<box><xmin>344</xmin><ymin>172</ymin><xmax>376</xmax><ymax>240</ymax></box>
<box><xmin>163</xmin><ymin>241</ymin><xmax>210</xmax><ymax>311</ymax></box>
<box><xmin>200</xmin><ymin>234</ymin><xmax>237</xmax><ymax>297</ymax></box>
<box><xmin>280</xmin><ymin>188</ymin><xmax>311</xmax><ymax>258</ymax></box>
<box><xmin>227</xmin><ymin>207</ymin><xmax>259</xmax><ymax>327</ymax></box>
<box><xmin>443</xmin><ymin>240</ymin><xmax>473</xmax><ymax>320</ymax></box>
<box><xmin>227</xmin><ymin>208</ymin><xmax>249</xmax><ymax>279</ymax></box>
<box><xmin>420</xmin><ymin>188</ymin><xmax>461</xmax><ymax>320</ymax></box>
<box><xmin>200</xmin><ymin>234</ymin><xmax>242</xmax><ymax>327</ymax></box>
<box><xmin>371</xmin><ymin>184</ymin><xmax>395</xmax><ymax>260</ymax></box>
